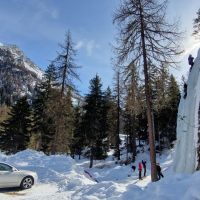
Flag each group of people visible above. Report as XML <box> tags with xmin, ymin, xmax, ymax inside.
<box><xmin>138</xmin><ymin>160</ymin><xmax>146</xmax><ymax>179</ymax></box>
<box><xmin>132</xmin><ymin>160</ymin><xmax>164</xmax><ymax>180</ymax></box>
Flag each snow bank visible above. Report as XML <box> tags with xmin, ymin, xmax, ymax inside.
<box><xmin>0</xmin><ymin>149</ymin><xmax>200</xmax><ymax>199</ymax></box>
<box><xmin>72</xmin><ymin>172</ymin><xmax>200</xmax><ymax>200</ymax></box>
<box><xmin>174</xmin><ymin>48</ymin><xmax>200</xmax><ymax>173</ymax></box>
<box><xmin>0</xmin><ymin>149</ymin><xmax>94</xmax><ymax>192</ymax></box>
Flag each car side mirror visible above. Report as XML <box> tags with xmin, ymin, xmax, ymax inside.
<box><xmin>11</xmin><ymin>167</ymin><xmax>18</xmax><ymax>172</ymax></box>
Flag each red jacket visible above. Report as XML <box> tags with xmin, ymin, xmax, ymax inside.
<box><xmin>138</xmin><ymin>162</ymin><xmax>143</xmax><ymax>171</ymax></box>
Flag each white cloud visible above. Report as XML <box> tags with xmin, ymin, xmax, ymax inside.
<box><xmin>51</xmin><ymin>10</ymin><xmax>59</xmax><ymax>19</ymax></box>
<box><xmin>75</xmin><ymin>41</ymin><xmax>84</xmax><ymax>50</ymax></box>
<box><xmin>182</xmin><ymin>37</ymin><xmax>200</xmax><ymax>59</ymax></box>
<box><xmin>30</xmin><ymin>1</ymin><xmax>59</xmax><ymax>21</ymax></box>
<box><xmin>75</xmin><ymin>40</ymin><xmax>100</xmax><ymax>56</ymax></box>
<box><xmin>0</xmin><ymin>42</ymin><xmax>3</xmax><ymax>46</ymax></box>
<box><xmin>85</xmin><ymin>40</ymin><xmax>99</xmax><ymax>56</ymax></box>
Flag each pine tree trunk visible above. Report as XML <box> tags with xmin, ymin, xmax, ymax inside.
<box><xmin>139</xmin><ymin>0</ymin><xmax>157</xmax><ymax>182</ymax></box>
<box><xmin>143</xmin><ymin>59</ymin><xmax>157</xmax><ymax>182</ymax></box>
<box><xmin>126</xmin><ymin>135</ymin><xmax>129</xmax><ymax>161</ymax></box>
<box><xmin>139</xmin><ymin>132</ymin><xmax>141</xmax><ymax>146</ymax></box>
<box><xmin>157</xmin><ymin>114</ymin><xmax>161</xmax><ymax>155</ymax></box>
<box><xmin>131</xmin><ymin>116</ymin><xmax>137</xmax><ymax>162</ymax></box>
<box><xmin>116</xmin><ymin>71</ymin><xmax>121</xmax><ymax>160</ymax></box>
<box><xmin>132</xmin><ymin>137</ymin><xmax>136</xmax><ymax>162</ymax></box>
<box><xmin>61</xmin><ymin>42</ymin><xmax>69</xmax><ymax>96</ymax></box>
<box><xmin>89</xmin><ymin>146</ymin><xmax>94</xmax><ymax>168</ymax></box>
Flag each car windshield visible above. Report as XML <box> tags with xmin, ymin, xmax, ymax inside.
<box><xmin>0</xmin><ymin>163</ymin><xmax>13</xmax><ymax>171</ymax></box>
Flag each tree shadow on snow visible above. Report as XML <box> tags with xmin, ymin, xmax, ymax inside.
<box><xmin>0</xmin><ymin>187</ymin><xmax>26</xmax><ymax>196</ymax></box>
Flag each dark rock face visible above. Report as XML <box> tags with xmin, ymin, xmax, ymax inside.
<box><xmin>0</xmin><ymin>44</ymin><xmax>43</xmax><ymax>105</ymax></box>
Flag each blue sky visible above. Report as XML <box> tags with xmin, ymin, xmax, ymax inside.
<box><xmin>0</xmin><ymin>0</ymin><xmax>200</xmax><ymax>94</ymax></box>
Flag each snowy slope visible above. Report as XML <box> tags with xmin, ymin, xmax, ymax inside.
<box><xmin>0</xmin><ymin>150</ymin><xmax>94</xmax><ymax>188</ymax></box>
<box><xmin>1</xmin><ymin>149</ymin><xmax>200</xmax><ymax>200</ymax></box>
<box><xmin>174</xmin><ymin>48</ymin><xmax>200</xmax><ymax>173</ymax></box>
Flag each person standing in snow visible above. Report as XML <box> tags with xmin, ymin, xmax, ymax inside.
<box><xmin>138</xmin><ymin>162</ymin><xmax>143</xmax><ymax>180</ymax></box>
<box><xmin>156</xmin><ymin>163</ymin><xmax>164</xmax><ymax>180</ymax></box>
<box><xmin>131</xmin><ymin>165</ymin><xmax>136</xmax><ymax>172</ymax></box>
<box><xmin>188</xmin><ymin>54</ymin><xmax>194</xmax><ymax>71</ymax></box>
<box><xmin>142</xmin><ymin>160</ymin><xmax>146</xmax><ymax>177</ymax></box>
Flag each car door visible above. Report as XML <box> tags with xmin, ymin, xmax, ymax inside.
<box><xmin>0</xmin><ymin>163</ymin><xmax>19</xmax><ymax>188</ymax></box>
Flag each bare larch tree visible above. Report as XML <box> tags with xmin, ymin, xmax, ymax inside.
<box><xmin>113</xmin><ymin>0</ymin><xmax>183</xmax><ymax>181</ymax></box>
<box><xmin>56</xmin><ymin>30</ymin><xmax>80</xmax><ymax>96</ymax></box>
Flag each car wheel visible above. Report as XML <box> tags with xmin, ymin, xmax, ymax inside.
<box><xmin>20</xmin><ymin>176</ymin><xmax>34</xmax><ymax>189</ymax></box>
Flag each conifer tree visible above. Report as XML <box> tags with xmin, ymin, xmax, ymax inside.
<box><xmin>71</xmin><ymin>103</ymin><xmax>85</xmax><ymax>159</ymax></box>
<box><xmin>113</xmin><ymin>69</ymin><xmax>124</xmax><ymax>160</ymax></box>
<box><xmin>0</xmin><ymin>96</ymin><xmax>31</xmax><ymax>154</ymax></box>
<box><xmin>123</xmin><ymin>62</ymin><xmax>141</xmax><ymax>162</ymax></box>
<box><xmin>152</xmin><ymin>66</ymin><xmax>170</xmax><ymax>151</ymax></box>
<box><xmin>32</xmin><ymin>63</ymin><xmax>58</xmax><ymax>153</ymax></box>
<box><xmin>166</xmin><ymin>75</ymin><xmax>180</xmax><ymax>143</ymax></box>
<box><xmin>151</xmin><ymin>71</ymin><xmax>180</xmax><ymax>151</ymax></box>
<box><xmin>83</xmin><ymin>75</ymin><xmax>107</xmax><ymax>168</ymax></box>
<box><xmin>50</xmin><ymin>31</ymin><xmax>80</xmax><ymax>154</ymax></box>
<box><xmin>50</xmin><ymin>91</ymin><xmax>74</xmax><ymax>154</ymax></box>
<box><xmin>103</xmin><ymin>87</ymin><xmax>117</xmax><ymax>149</ymax></box>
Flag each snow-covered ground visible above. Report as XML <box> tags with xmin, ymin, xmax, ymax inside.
<box><xmin>0</xmin><ymin>148</ymin><xmax>200</xmax><ymax>200</ymax></box>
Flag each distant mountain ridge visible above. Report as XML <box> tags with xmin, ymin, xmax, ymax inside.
<box><xmin>0</xmin><ymin>43</ymin><xmax>43</xmax><ymax>105</ymax></box>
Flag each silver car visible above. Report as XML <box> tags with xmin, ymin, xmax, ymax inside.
<box><xmin>0</xmin><ymin>162</ymin><xmax>38</xmax><ymax>189</ymax></box>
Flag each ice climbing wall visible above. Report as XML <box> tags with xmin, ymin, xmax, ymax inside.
<box><xmin>174</xmin><ymin>49</ymin><xmax>200</xmax><ymax>173</ymax></box>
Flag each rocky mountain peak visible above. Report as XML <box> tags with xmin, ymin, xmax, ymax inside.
<box><xmin>0</xmin><ymin>44</ymin><xmax>44</xmax><ymax>105</ymax></box>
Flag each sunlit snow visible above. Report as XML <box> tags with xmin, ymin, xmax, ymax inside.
<box><xmin>0</xmin><ymin>147</ymin><xmax>199</xmax><ymax>200</ymax></box>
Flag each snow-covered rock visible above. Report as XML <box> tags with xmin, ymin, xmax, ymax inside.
<box><xmin>0</xmin><ymin>44</ymin><xmax>43</xmax><ymax>79</ymax></box>
<box><xmin>0</xmin><ymin>44</ymin><xmax>43</xmax><ymax>104</ymax></box>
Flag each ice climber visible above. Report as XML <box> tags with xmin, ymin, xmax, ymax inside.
<box><xmin>183</xmin><ymin>83</ymin><xmax>187</xmax><ymax>99</ymax></box>
<box><xmin>188</xmin><ymin>54</ymin><xmax>194</xmax><ymax>71</ymax></box>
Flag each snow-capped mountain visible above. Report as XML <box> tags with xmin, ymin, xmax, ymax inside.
<box><xmin>0</xmin><ymin>43</ymin><xmax>43</xmax><ymax>105</ymax></box>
